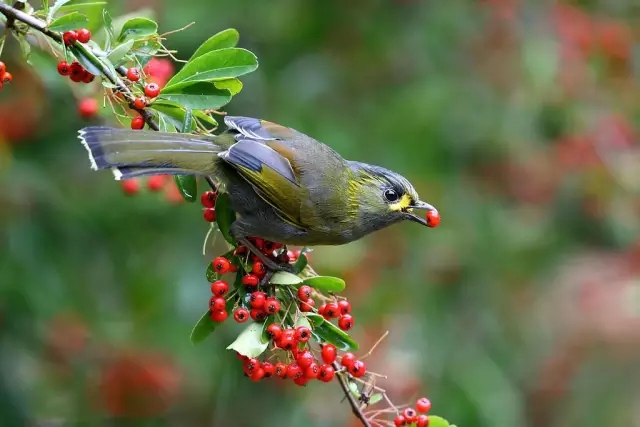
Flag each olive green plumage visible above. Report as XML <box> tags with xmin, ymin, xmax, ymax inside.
<box><xmin>79</xmin><ymin>116</ymin><xmax>435</xmax><ymax>246</ymax></box>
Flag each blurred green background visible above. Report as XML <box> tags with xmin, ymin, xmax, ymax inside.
<box><xmin>1</xmin><ymin>0</ymin><xmax>640</xmax><ymax>426</ymax></box>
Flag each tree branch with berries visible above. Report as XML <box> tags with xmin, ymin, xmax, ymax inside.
<box><xmin>0</xmin><ymin>1</ymin><xmax>452</xmax><ymax>426</ymax></box>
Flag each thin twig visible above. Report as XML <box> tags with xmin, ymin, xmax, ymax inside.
<box><xmin>333</xmin><ymin>365</ymin><xmax>372</xmax><ymax>427</ymax></box>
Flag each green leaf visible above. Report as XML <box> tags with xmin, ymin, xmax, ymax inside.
<box><xmin>47</xmin><ymin>0</ymin><xmax>71</xmax><ymax>21</ymax></box>
<box><xmin>68</xmin><ymin>45</ymin><xmax>102</xmax><ymax>75</ymax></box>
<box><xmin>159</xmin><ymin>82</ymin><xmax>232</xmax><ymax>110</ymax></box>
<box><xmin>181</xmin><ymin>108</ymin><xmax>194</xmax><ymax>133</ymax></box>
<box><xmin>101</xmin><ymin>9</ymin><xmax>114</xmax><ymax>50</ymax></box>
<box><xmin>157</xmin><ymin>114</ymin><xmax>173</xmax><ymax>132</ymax></box>
<box><xmin>132</xmin><ymin>38</ymin><xmax>160</xmax><ymax>67</ymax></box>
<box><xmin>369</xmin><ymin>394</ymin><xmax>383</xmax><ymax>405</ymax></box>
<box><xmin>426</xmin><ymin>416</ymin><xmax>451</xmax><ymax>427</ymax></box>
<box><xmin>193</xmin><ymin>110</ymin><xmax>218</xmax><ymax>127</ymax></box>
<box><xmin>205</xmin><ymin>263</ymin><xmax>219</xmax><ymax>282</ymax></box>
<box><xmin>190</xmin><ymin>28</ymin><xmax>239</xmax><ymax>61</ymax></box>
<box><xmin>303</xmin><ymin>276</ymin><xmax>346</xmax><ymax>292</ymax></box>
<box><xmin>48</xmin><ymin>11</ymin><xmax>88</xmax><ymax>31</ymax></box>
<box><xmin>190</xmin><ymin>310</ymin><xmax>222</xmax><ymax>345</ymax></box>
<box><xmin>150</xmin><ymin>100</ymin><xmax>196</xmax><ymax>130</ymax></box>
<box><xmin>311</xmin><ymin>319</ymin><xmax>358</xmax><ymax>351</ymax></box>
<box><xmin>174</xmin><ymin>176</ymin><xmax>198</xmax><ymax>203</ymax></box>
<box><xmin>58</xmin><ymin>2</ymin><xmax>107</xmax><ymax>13</ymax></box>
<box><xmin>16</xmin><ymin>35</ymin><xmax>31</xmax><ymax>63</ymax></box>
<box><xmin>106</xmin><ymin>39</ymin><xmax>133</xmax><ymax>65</ymax></box>
<box><xmin>292</xmin><ymin>253</ymin><xmax>308</xmax><ymax>274</ymax></box>
<box><xmin>164</xmin><ymin>48</ymin><xmax>258</xmax><ymax>89</ymax></box>
<box><xmin>214</xmin><ymin>192</ymin><xmax>236</xmax><ymax>245</ymax></box>
<box><xmin>117</xmin><ymin>17</ymin><xmax>158</xmax><ymax>43</ymax></box>
<box><xmin>226</xmin><ymin>322</ymin><xmax>269</xmax><ymax>358</ymax></box>
<box><xmin>214</xmin><ymin>78</ymin><xmax>243</xmax><ymax>96</ymax></box>
<box><xmin>270</xmin><ymin>271</ymin><xmax>303</xmax><ymax>285</ymax></box>
<box><xmin>305</xmin><ymin>313</ymin><xmax>325</xmax><ymax>327</ymax></box>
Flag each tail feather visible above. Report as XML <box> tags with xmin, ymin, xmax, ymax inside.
<box><xmin>79</xmin><ymin>127</ymin><xmax>221</xmax><ymax>180</ymax></box>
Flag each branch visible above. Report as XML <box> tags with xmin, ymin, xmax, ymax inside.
<box><xmin>333</xmin><ymin>362</ymin><xmax>372</xmax><ymax>427</ymax></box>
<box><xmin>0</xmin><ymin>1</ymin><xmax>159</xmax><ymax>131</ymax></box>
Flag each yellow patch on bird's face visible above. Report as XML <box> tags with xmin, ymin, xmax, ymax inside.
<box><xmin>388</xmin><ymin>193</ymin><xmax>413</xmax><ymax>212</ymax></box>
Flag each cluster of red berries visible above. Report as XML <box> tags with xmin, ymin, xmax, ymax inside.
<box><xmin>393</xmin><ymin>397</ymin><xmax>433</xmax><ymax>426</ymax></box>
<box><xmin>125</xmin><ymin>67</ymin><xmax>161</xmax><ymax>130</ymax></box>
<box><xmin>119</xmin><ymin>175</ymin><xmax>185</xmax><ymax>204</ymax></box>
<box><xmin>0</xmin><ymin>61</ymin><xmax>13</xmax><ymax>90</ymax></box>
<box><xmin>57</xmin><ymin>60</ymin><xmax>95</xmax><ymax>83</ymax></box>
<box><xmin>62</xmin><ymin>28</ymin><xmax>91</xmax><ymax>46</ymax></box>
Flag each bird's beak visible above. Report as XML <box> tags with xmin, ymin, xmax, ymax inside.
<box><xmin>406</xmin><ymin>200</ymin><xmax>437</xmax><ymax>226</ymax></box>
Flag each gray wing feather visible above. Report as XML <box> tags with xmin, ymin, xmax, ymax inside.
<box><xmin>224</xmin><ymin>116</ymin><xmax>277</xmax><ymax>140</ymax></box>
<box><xmin>219</xmin><ymin>139</ymin><xmax>298</xmax><ymax>185</ymax></box>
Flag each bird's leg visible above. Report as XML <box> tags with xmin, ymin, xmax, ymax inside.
<box><xmin>239</xmin><ymin>238</ymin><xmax>293</xmax><ymax>273</ymax></box>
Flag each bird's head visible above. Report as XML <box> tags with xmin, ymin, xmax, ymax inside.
<box><xmin>348</xmin><ymin>162</ymin><xmax>437</xmax><ymax>231</ymax></box>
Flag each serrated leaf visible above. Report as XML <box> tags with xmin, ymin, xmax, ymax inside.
<box><xmin>190</xmin><ymin>310</ymin><xmax>222</xmax><ymax>345</ymax></box>
<box><xmin>116</xmin><ymin>17</ymin><xmax>158</xmax><ymax>43</ymax></box>
<box><xmin>311</xmin><ymin>319</ymin><xmax>358</xmax><ymax>351</ymax></box>
<box><xmin>214</xmin><ymin>78</ymin><xmax>243</xmax><ymax>96</ymax></box>
<box><xmin>48</xmin><ymin>11</ymin><xmax>88</xmax><ymax>31</ymax></box>
<box><xmin>159</xmin><ymin>82</ymin><xmax>232</xmax><ymax>110</ymax></box>
<box><xmin>426</xmin><ymin>416</ymin><xmax>450</xmax><ymax>427</ymax></box>
<box><xmin>47</xmin><ymin>0</ymin><xmax>72</xmax><ymax>21</ymax></box>
<box><xmin>68</xmin><ymin>45</ymin><xmax>102</xmax><ymax>75</ymax></box>
<box><xmin>226</xmin><ymin>322</ymin><xmax>269</xmax><ymax>358</ymax></box>
<box><xmin>214</xmin><ymin>192</ymin><xmax>236</xmax><ymax>245</ymax></box>
<box><xmin>106</xmin><ymin>39</ymin><xmax>133</xmax><ymax>65</ymax></box>
<box><xmin>271</xmin><ymin>271</ymin><xmax>303</xmax><ymax>285</ymax></box>
<box><xmin>190</xmin><ymin>28</ymin><xmax>239</xmax><ymax>62</ymax></box>
<box><xmin>292</xmin><ymin>253</ymin><xmax>307</xmax><ymax>274</ymax></box>
<box><xmin>164</xmin><ymin>48</ymin><xmax>258</xmax><ymax>89</ymax></box>
<box><xmin>174</xmin><ymin>176</ymin><xmax>198</xmax><ymax>203</ymax></box>
<box><xmin>303</xmin><ymin>276</ymin><xmax>346</xmax><ymax>292</ymax></box>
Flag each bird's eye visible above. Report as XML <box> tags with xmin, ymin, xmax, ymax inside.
<box><xmin>384</xmin><ymin>189</ymin><xmax>399</xmax><ymax>203</ymax></box>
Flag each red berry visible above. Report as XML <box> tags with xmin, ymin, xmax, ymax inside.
<box><xmin>317</xmin><ymin>303</ymin><xmax>326</xmax><ymax>316</ymax></box>
<box><xmin>416</xmin><ymin>415</ymin><xmax>430</xmax><ymax>427</ymax></box>
<box><xmin>144</xmin><ymin>82</ymin><xmax>160</xmax><ymax>97</ymax></box>
<box><xmin>266</xmin><ymin>323</ymin><xmax>282</xmax><ymax>340</ymax></box>
<box><xmin>249</xmin><ymin>367</ymin><xmax>265</xmax><ymax>382</ymax></box>
<box><xmin>243</xmin><ymin>358</ymin><xmax>259</xmax><ymax>375</ymax></box>
<box><xmin>338</xmin><ymin>300</ymin><xmax>351</xmax><ymax>315</ymax></box>
<box><xmin>78</xmin><ymin>98</ymin><xmax>98</xmax><ymax>119</ymax></box>
<box><xmin>233</xmin><ymin>307</ymin><xmax>249</xmax><ymax>323</ymax></box>
<box><xmin>394</xmin><ymin>415</ymin><xmax>407</xmax><ymax>426</ymax></box>
<box><xmin>261</xmin><ymin>362</ymin><xmax>275</xmax><ymax>378</ymax></box>
<box><xmin>249</xmin><ymin>308</ymin><xmax>267</xmax><ymax>322</ymax></box>
<box><xmin>212</xmin><ymin>257</ymin><xmax>231</xmax><ymax>274</ymax></box>
<box><xmin>235</xmin><ymin>351</ymin><xmax>248</xmax><ymax>362</ymax></box>
<box><xmin>130</xmin><ymin>116</ymin><xmax>145</xmax><ymax>130</ymax></box>
<box><xmin>57</xmin><ymin>61</ymin><xmax>70</xmax><ymax>76</ymax></box>
<box><xmin>0</xmin><ymin>61</ymin><xmax>5</xmax><ymax>74</ymax></box>
<box><xmin>338</xmin><ymin>314</ymin><xmax>354</xmax><ymax>331</ymax></box>
<box><xmin>324</xmin><ymin>302</ymin><xmax>339</xmax><ymax>318</ymax></box>
<box><xmin>426</xmin><ymin>209</ymin><xmax>440</xmax><ymax>228</ymax></box>
<box><xmin>3</xmin><ymin>72</ymin><xmax>13</xmax><ymax>83</ymax></box>
<box><xmin>287</xmin><ymin>250</ymin><xmax>297</xmax><ymax>262</ymax></box>
<box><xmin>126</xmin><ymin>67</ymin><xmax>141</xmax><ymax>81</ymax></box>
<box><xmin>274</xmin><ymin>362</ymin><xmax>287</xmax><ymax>378</ymax></box>
<box><xmin>209</xmin><ymin>296</ymin><xmax>226</xmax><ymax>311</ymax></box>
<box><xmin>305</xmin><ymin>363</ymin><xmax>319</xmax><ymax>380</ymax></box>
<box><xmin>299</xmin><ymin>298</ymin><xmax>315</xmax><ymax>312</ymax></box>
<box><xmin>294</xmin><ymin>326</ymin><xmax>311</xmax><ymax>343</ymax></box>
<box><xmin>416</xmin><ymin>397</ymin><xmax>432</xmax><ymax>413</ymax></box>
<box><xmin>318</xmin><ymin>364</ymin><xmax>335</xmax><ymax>382</ymax></box>
<box><xmin>321</xmin><ymin>344</ymin><xmax>337</xmax><ymax>364</ymax></box>
<box><xmin>277</xmin><ymin>333</ymin><xmax>296</xmax><ymax>351</ymax></box>
<box><xmin>121</xmin><ymin>179</ymin><xmax>139</xmax><ymax>195</ymax></box>
<box><xmin>203</xmin><ymin>208</ymin><xmax>216</xmax><ymax>222</ymax></box>
<box><xmin>252</xmin><ymin>261</ymin><xmax>266</xmax><ymax>276</ymax></box>
<box><xmin>403</xmin><ymin>408</ymin><xmax>418</xmax><ymax>423</ymax></box>
<box><xmin>293</xmin><ymin>376</ymin><xmax>308</xmax><ymax>386</ymax></box>
<box><xmin>210</xmin><ymin>280</ymin><xmax>229</xmax><ymax>296</ymax></box>
<box><xmin>264</xmin><ymin>297</ymin><xmax>280</xmax><ymax>314</ymax></box>
<box><xmin>242</xmin><ymin>274</ymin><xmax>259</xmax><ymax>287</ymax></box>
<box><xmin>133</xmin><ymin>97</ymin><xmax>146</xmax><ymax>109</ymax></box>
<box><xmin>296</xmin><ymin>350</ymin><xmax>315</xmax><ymax>369</ymax></box>
<box><xmin>349</xmin><ymin>360</ymin><xmax>366</xmax><ymax>378</ymax></box>
<box><xmin>62</xmin><ymin>31</ymin><xmax>77</xmax><ymax>45</ymax></box>
<box><xmin>252</xmin><ymin>238</ymin><xmax>265</xmax><ymax>250</ymax></box>
<box><xmin>147</xmin><ymin>175</ymin><xmax>166</xmax><ymax>192</ymax></box>
<box><xmin>297</xmin><ymin>285</ymin><xmax>312</xmax><ymax>300</ymax></box>
<box><xmin>76</xmin><ymin>28</ymin><xmax>91</xmax><ymax>43</ymax></box>
<box><xmin>286</xmin><ymin>363</ymin><xmax>303</xmax><ymax>380</ymax></box>
<box><xmin>249</xmin><ymin>291</ymin><xmax>266</xmax><ymax>309</ymax></box>
<box><xmin>209</xmin><ymin>309</ymin><xmax>227</xmax><ymax>323</ymax></box>
<box><xmin>341</xmin><ymin>352</ymin><xmax>356</xmax><ymax>369</ymax></box>
<box><xmin>69</xmin><ymin>62</ymin><xmax>85</xmax><ymax>82</ymax></box>
<box><xmin>200</xmin><ymin>190</ymin><xmax>217</xmax><ymax>208</ymax></box>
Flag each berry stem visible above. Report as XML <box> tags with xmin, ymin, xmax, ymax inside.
<box><xmin>333</xmin><ymin>361</ymin><xmax>372</xmax><ymax>427</ymax></box>
<box><xmin>0</xmin><ymin>1</ymin><xmax>160</xmax><ymax>132</ymax></box>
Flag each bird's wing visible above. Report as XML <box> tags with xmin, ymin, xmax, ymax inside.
<box><xmin>219</xmin><ymin>136</ymin><xmax>306</xmax><ymax>229</ymax></box>
<box><xmin>224</xmin><ymin>116</ymin><xmax>298</xmax><ymax>141</ymax></box>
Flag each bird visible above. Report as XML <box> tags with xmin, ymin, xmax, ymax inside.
<box><xmin>79</xmin><ymin>116</ymin><xmax>437</xmax><ymax>268</ymax></box>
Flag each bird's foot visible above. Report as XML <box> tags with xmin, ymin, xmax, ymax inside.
<box><xmin>239</xmin><ymin>238</ymin><xmax>295</xmax><ymax>276</ymax></box>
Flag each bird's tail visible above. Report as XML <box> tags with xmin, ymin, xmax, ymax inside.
<box><xmin>78</xmin><ymin>126</ymin><xmax>223</xmax><ymax>180</ymax></box>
